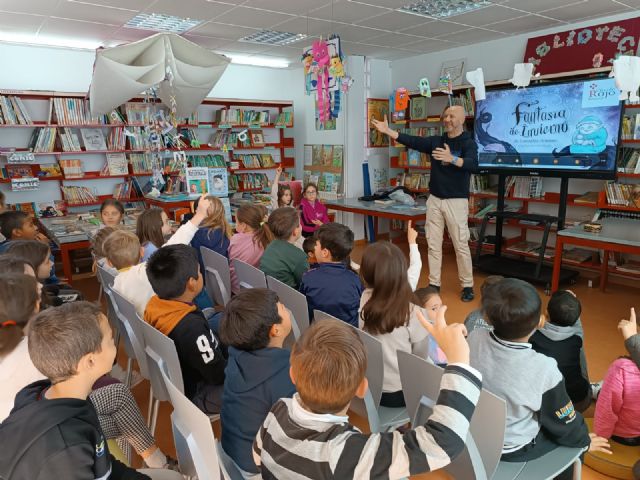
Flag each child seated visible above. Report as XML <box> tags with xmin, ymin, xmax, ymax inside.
<box><xmin>106</xmin><ymin>195</ymin><xmax>212</xmax><ymax>317</ymax></box>
<box><xmin>414</xmin><ymin>286</ymin><xmax>448</xmax><ymax>365</ymax></box>
<box><xmin>302</xmin><ymin>235</ymin><xmax>317</xmax><ymax>267</ymax></box>
<box><xmin>270</xmin><ymin>166</ymin><xmax>294</xmax><ymax>210</ymax></box>
<box><xmin>259</xmin><ymin>207</ymin><xmax>308</xmax><ymax>289</ymax></box>
<box><xmin>0</xmin><ymin>302</ymin><xmax>174</xmax><ymax>479</ymax></box>
<box><xmin>218</xmin><ymin>289</ymin><xmax>295</xmax><ymax>475</ymax></box>
<box><xmin>463</xmin><ymin>275</ymin><xmax>503</xmax><ymax>334</ymax></box>
<box><xmin>467</xmin><ymin>278</ymin><xmax>608</xmax><ymax>471</ymax></box>
<box><xmin>253</xmin><ymin>310</ymin><xmax>483</xmax><ymax>478</ymax></box>
<box><xmin>100</xmin><ymin>198</ymin><xmax>125</xmax><ymax>228</ymax></box>
<box><xmin>299</xmin><ymin>182</ymin><xmax>329</xmax><ymax>238</ymax></box>
<box><xmin>530</xmin><ymin>290</ymin><xmax>595</xmax><ymax>412</ymax></box>
<box><xmin>594</xmin><ymin>308</ymin><xmax>640</xmax><ymax>446</ymax></box>
<box><xmin>145</xmin><ymin>244</ymin><xmax>226</xmax><ymax>414</ymax></box>
<box><xmin>300</xmin><ymin>223</ymin><xmax>362</xmax><ymax>326</ymax></box>
<box><xmin>136</xmin><ymin>208</ymin><xmax>172</xmax><ymax>262</ymax></box>
<box><xmin>228</xmin><ymin>204</ymin><xmax>273</xmax><ymax>294</ymax></box>
<box><xmin>190</xmin><ymin>195</ymin><xmax>232</xmax><ymax>271</ymax></box>
<box><xmin>91</xmin><ymin>226</ymin><xmax>119</xmax><ymax>275</ymax></box>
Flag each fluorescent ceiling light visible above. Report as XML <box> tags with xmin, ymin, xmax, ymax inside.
<box><xmin>0</xmin><ymin>32</ymin><xmax>102</xmax><ymax>50</ymax></box>
<box><xmin>227</xmin><ymin>55</ymin><xmax>290</xmax><ymax>68</ymax></box>
<box><xmin>239</xmin><ymin>30</ymin><xmax>307</xmax><ymax>46</ymax></box>
<box><xmin>125</xmin><ymin>13</ymin><xmax>203</xmax><ymax>33</ymax></box>
<box><xmin>399</xmin><ymin>0</ymin><xmax>490</xmax><ymax>18</ymax></box>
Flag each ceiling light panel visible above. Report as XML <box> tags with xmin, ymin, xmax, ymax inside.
<box><xmin>399</xmin><ymin>0</ymin><xmax>490</xmax><ymax>19</ymax></box>
<box><xmin>239</xmin><ymin>29</ymin><xmax>307</xmax><ymax>46</ymax></box>
<box><xmin>124</xmin><ymin>13</ymin><xmax>203</xmax><ymax>33</ymax></box>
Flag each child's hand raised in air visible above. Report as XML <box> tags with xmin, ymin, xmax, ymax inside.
<box><xmin>416</xmin><ymin>306</ymin><xmax>469</xmax><ymax>365</ymax></box>
<box><xmin>619</xmin><ymin>307</ymin><xmax>637</xmax><ymax>341</ymax></box>
<box><xmin>407</xmin><ymin>220</ymin><xmax>418</xmax><ymax>245</ymax></box>
<box><xmin>191</xmin><ymin>195</ymin><xmax>212</xmax><ymax>225</ymax></box>
<box><xmin>588</xmin><ymin>433</ymin><xmax>612</xmax><ymax>454</ymax></box>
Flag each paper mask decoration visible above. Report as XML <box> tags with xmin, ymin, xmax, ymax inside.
<box><xmin>90</xmin><ymin>33</ymin><xmax>230</xmax><ymax>117</ymax></box>
<box><xmin>509</xmin><ymin>63</ymin><xmax>535</xmax><ymax>89</ymax></box>
<box><xmin>466</xmin><ymin>68</ymin><xmax>486</xmax><ymax>101</ymax></box>
<box><xmin>611</xmin><ymin>55</ymin><xmax>640</xmax><ymax>103</ymax></box>
<box><xmin>438</xmin><ymin>73</ymin><xmax>453</xmax><ymax>95</ymax></box>
<box><xmin>418</xmin><ymin>78</ymin><xmax>431</xmax><ymax>97</ymax></box>
<box><xmin>394</xmin><ymin>88</ymin><xmax>409</xmax><ymax>111</ymax></box>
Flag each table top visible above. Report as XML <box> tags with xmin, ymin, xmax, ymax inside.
<box><xmin>559</xmin><ymin>217</ymin><xmax>640</xmax><ymax>247</ymax></box>
<box><xmin>144</xmin><ymin>194</ymin><xmax>200</xmax><ymax>204</ymax></box>
<box><xmin>39</xmin><ymin>215</ymin><xmax>136</xmax><ymax>245</ymax></box>
<box><xmin>324</xmin><ymin>197</ymin><xmax>427</xmax><ymax>218</ymax></box>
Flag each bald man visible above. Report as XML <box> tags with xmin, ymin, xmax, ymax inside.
<box><xmin>372</xmin><ymin>105</ymin><xmax>478</xmax><ymax>302</ymax></box>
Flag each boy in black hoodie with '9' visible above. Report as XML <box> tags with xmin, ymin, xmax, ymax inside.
<box><xmin>0</xmin><ymin>302</ymin><xmax>180</xmax><ymax>480</ymax></box>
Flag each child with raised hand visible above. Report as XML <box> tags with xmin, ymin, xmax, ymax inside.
<box><xmin>228</xmin><ymin>203</ymin><xmax>273</xmax><ymax>294</ymax></box>
<box><xmin>0</xmin><ymin>302</ymin><xmax>179</xmax><ymax>479</ymax></box>
<box><xmin>136</xmin><ymin>208</ymin><xmax>172</xmax><ymax>262</ymax></box>
<box><xmin>270</xmin><ymin>166</ymin><xmax>294</xmax><ymax>210</ymax></box>
<box><xmin>218</xmin><ymin>289</ymin><xmax>295</xmax><ymax>475</ymax></box>
<box><xmin>253</xmin><ymin>306</ymin><xmax>483</xmax><ymax>479</ymax></box>
<box><xmin>107</xmin><ymin>194</ymin><xmax>213</xmax><ymax>318</ymax></box>
<box><xmin>100</xmin><ymin>198</ymin><xmax>125</xmax><ymax>227</ymax></box>
<box><xmin>594</xmin><ymin>308</ymin><xmax>640</xmax><ymax>446</ymax></box>
<box><xmin>299</xmin><ymin>182</ymin><xmax>329</xmax><ymax>238</ymax></box>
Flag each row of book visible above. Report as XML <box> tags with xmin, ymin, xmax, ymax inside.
<box><xmin>229</xmin><ymin>173</ymin><xmax>269</xmax><ymax>191</ymax></box>
<box><xmin>0</xmin><ymin>164</ymin><xmax>63</xmax><ymax>180</ymax></box>
<box><xmin>190</xmin><ymin>154</ymin><xmax>227</xmax><ymax>168</ymax></box>
<box><xmin>303</xmin><ymin>171</ymin><xmax>342</xmax><ymax>194</ymax></box>
<box><xmin>617</xmin><ymin>148</ymin><xmax>640</xmax><ymax>173</ymax></box>
<box><xmin>114</xmin><ymin>177</ymin><xmax>144</xmax><ymax>200</ymax></box>
<box><xmin>129</xmin><ymin>153</ymin><xmax>153</xmax><ymax>174</ymax></box>
<box><xmin>396</xmin><ymin>149</ymin><xmax>430</xmax><ymax>168</ymax></box>
<box><xmin>621</xmin><ymin>114</ymin><xmax>640</xmax><ymax>140</ymax></box>
<box><xmin>393</xmin><ymin>126</ymin><xmax>442</xmax><ymax>147</ymax></box>
<box><xmin>309</xmin><ymin>144</ymin><xmax>344</xmax><ymax>168</ymax></box>
<box><xmin>52</xmin><ymin>98</ymin><xmax>93</xmax><ymax>125</ymax></box>
<box><xmin>29</xmin><ymin>127</ymin><xmax>57</xmax><ymax>153</ymax></box>
<box><xmin>59</xmin><ymin>128</ymin><xmax>82</xmax><ymax>151</ymax></box>
<box><xmin>505</xmin><ymin>176</ymin><xmax>544</xmax><ymax>199</ymax></box>
<box><xmin>470</xmin><ymin>174</ymin><xmax>491</xmax><ymax>193</ymax></box>
<box><xmin>210</xmin><ymin>130</ymin><xmax>251</xmax><ymax>149</ymax></box>
<box><xmin>449</xmin><ymin>91</ymin><xmax>475</xmax><ymax>116</ymax></box>
<box><xmin>214</xmin><ymin>108</ymin><xmax>272</xmax><ymax>126</ymax></box>
<box><xmin>395</xmin><ymin>172</ymin><xmax>430</xmax><ymax>190</ymax></box>
<box><xmin>604</xmin><ymin>181</ymin><xmax>640</xmax><ymax>207</ymax></box>
<box><xmin>235</xmin><ymin>154</ymin><xmax>276</xmax><ymax>169</ymax></box>
<box><xmin>0</xmin><ymin>95</ymin><xmax>32</xmax><ymax>125</ymax></box>
<box><xmin>61</xmin><ymin>186</ymin><xmax>98</xmax><ymax>204</ymax></box>
<box><xmin>27</xmin><ymin>127</ymin><xmax>123</xmax><ymax>152</ymax></box>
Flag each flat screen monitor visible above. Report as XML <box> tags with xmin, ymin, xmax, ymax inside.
<box><xmin>474</xmin><ymin>77</ymin><xmax>623</xmax><ymax>179</ymax></box>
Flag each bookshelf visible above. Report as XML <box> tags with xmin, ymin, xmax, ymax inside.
<box><xmin>0</xmin><ymin>91</ymin><xmax>295</xmax><ymax>216</ymax></box>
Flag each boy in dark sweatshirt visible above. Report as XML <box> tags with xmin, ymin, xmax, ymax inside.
<box><xmin>467</xmin><ymin>278</ymin><xmax>610</xmax><ymax>478</ymax></box>
<box><xmin>144</xmin><ymin>244</ymin><xmax>226</xmax><ymax>415</ymax></box>
<box><xmin>0</xmin><ymin>302</ymin><xmax>176</xmax><ymax>480</ymax></box>
<box><xmin>530</xmin><ymin>290</ymin><xmax>598</xmax><ymax>412</ymax></box>
<box><xmin>218</xmin><ymin>288</ymin><xmax>295</xmax><ymax>474</ymax></box>
<box><xmin>300</xmin><ymin>223</ymin><xmax>363</xmax><ymax>326</ymax></box>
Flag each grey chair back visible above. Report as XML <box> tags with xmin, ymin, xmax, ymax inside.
<box><xmin>267</xmin><ymin>275</ymin><xmax>309</xmax><ymax>339</ymax></box>
<box><xmin>160</xmin><ymin>368</ymin><xmax>222</xmax><ymax>480</ymax></box>
<box><xmin>140</xmin><ymin>320</ymin><xmax>185</xmax><ymax>401</ymax></box>
<box><xmin>232</xmin><ymin>258</ymin><xmax>267</xmax><ymax>289</ymax></box>
<box><xmin>200</xmin><ymin>247</ymin><xmax>231</xmax><ymax>306</ymax></box>
<box><xmin>111</xmin><ymin>288</ymin><xmax>151</xmax><ymax>379</ymax></box>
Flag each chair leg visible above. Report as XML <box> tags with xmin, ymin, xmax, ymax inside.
<box><xmin>97</xmin><ymin>285</ymin><xmax>103</xmax><ymax>304</ymax></box>
<box><xmin>149</xmin><ymin>399</ymin><xmax>160</xmax><ymax>436</ymax></box>
<box><xmin>125</xmin><ymin>358</ymin><xmax>133</xmax><ymax>387</ymax></box>
<box><xmin>146</xmin><ymin>385</ymin><xmax>154</xmax><ymax>427</ymax></box>
<box><xmin>572</xmin><ymin>458</ymin><xmax>582</xmax><ymax>480</ymax></box>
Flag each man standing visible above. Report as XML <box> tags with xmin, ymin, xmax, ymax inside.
<box><xmin>372</xmin><ymin>105</ymin><xmax>477</xmax><ymax>301</ymax></box>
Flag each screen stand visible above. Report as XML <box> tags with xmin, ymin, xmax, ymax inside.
<box><xmin>494</xmin><ymin>174</ymin><xmax>506</xmax><ymax>255</ymax></box>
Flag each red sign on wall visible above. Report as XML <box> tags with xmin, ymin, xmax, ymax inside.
<box><xmin>523</xmin><ymin>16</ymin><xmax>640</xmax><ymax>75</ymax></box>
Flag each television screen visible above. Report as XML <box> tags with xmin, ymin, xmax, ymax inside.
<box><xmin>474</xmin><ymin>78</ymin><xmax>623</xmax><ymax>179</ymax></box>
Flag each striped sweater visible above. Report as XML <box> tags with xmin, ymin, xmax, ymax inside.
<box><xmin>252</xmin><ymin>363</ymin><xmax>482</xmax><ymax>479</ymax></box>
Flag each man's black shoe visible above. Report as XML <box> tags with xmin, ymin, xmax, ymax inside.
<box><xmin>461</xmin><ymin>287</ymin><xmax>475</xmax><ymax>302</ymax></box>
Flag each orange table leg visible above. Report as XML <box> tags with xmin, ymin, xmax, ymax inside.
<box><xmin>600</xmin><ymin>250</ymin><xmax>609</xmax><ymax>292</ymax></box>
<box><xmin>551</xmin><ymin>237</ymin><xmax>564</xmax><ymax>292</ymax></box>
<box><xmin>60</xmin><ymin>244</ymin><xmax>74</xmax><ymax>285</ymax></box>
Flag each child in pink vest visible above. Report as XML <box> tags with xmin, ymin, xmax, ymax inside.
<box><xmin>299</xmin><ymin>183</ymin><xmax>329</xmax><ymax>238</ymax></box>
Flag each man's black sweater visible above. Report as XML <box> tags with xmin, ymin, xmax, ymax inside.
<box><xmin>396</xmin><ymin>131</ymin><xmax>478</xmax><ymax>199</ymax></box>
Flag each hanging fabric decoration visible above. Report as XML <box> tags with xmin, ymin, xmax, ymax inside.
<box><xmin>611</xmin><ymin>55</ymin><xmax>640</xmax><ymax>103</ymax></box>
<box><xmin>312</xmin><ymin>39</ymin><xmax>330</xmax><ymax>122</ymax></box>
<box><xmin>466</xmin><ymin>68</ymin><xmax>486</xmax><ymax>101</ymax></box>
<box><xmin>509</xmin><ymin>63</ymin><xmax>535</xmax><ymax>89</ymax></box>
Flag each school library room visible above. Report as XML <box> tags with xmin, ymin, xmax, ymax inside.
<box><xmin>2</xmin><ymin>0</ymin><xmax>640</xmax><ymax>479</ymax></box>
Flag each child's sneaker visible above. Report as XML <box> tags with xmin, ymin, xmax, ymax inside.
<box><xmin>591</xmin><ymin>381</ymin><xmax>603</xmax><ymax>401</ymax></box>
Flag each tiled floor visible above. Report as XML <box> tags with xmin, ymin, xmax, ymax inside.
<box><xmin>78</xmin><ymin>241</ymin><xmax>638</xmax><ymax>479</ymax></box>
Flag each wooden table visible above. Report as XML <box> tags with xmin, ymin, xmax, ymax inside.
<box><xmin>552</xmin><ymin>217</ymin><xmax>640</xmax><ymax>292</ymax></box>
<box><xmin>144</xmin><ymin>195</ymin><xmax>200</xmax><ymax>219</ymax></box>
<box><xmin>324</xmin><ymin>198</ymin><xmax>427</xmax><ymax>242</ymax></box>
<box><xmin>38</xmin><ymin>217</ymin><xmax>92</xmax><ymax>285</ymax></box>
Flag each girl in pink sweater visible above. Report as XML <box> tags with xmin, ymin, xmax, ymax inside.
<box><xmin>299</xmin><ymin>182</ymin><xmax>329</xmax><ymax>238</ymax></box>
<box><xmin>594</xmin><ymin>310</ymin><xmax>640</xmax><ymax>446</ymax></box>
<box><xmin>229</xmin><ymin>204</ymin><xmax>274</xmax><ymax>293</ymax></box>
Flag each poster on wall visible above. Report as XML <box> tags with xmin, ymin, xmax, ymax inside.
<box><xmin>367</xmin><ymin>98</ymin><xmax>390</xmax><ymax>148</ymax></box>
<box><xmin>523</xmin><ymin>16</ymin><xmax>640</xmax><ymax>75</ymax></box>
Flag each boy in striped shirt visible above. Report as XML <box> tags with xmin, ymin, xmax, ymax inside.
<box><xmin>253</xmin><ymin>306</ymin><xmax>482</xmax><ymax>479</ymax></box>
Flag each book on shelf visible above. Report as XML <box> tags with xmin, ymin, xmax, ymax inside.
<box><xmin>127</xmin><ymin>127</ymin><xmax>152</xmax><ymax>150</ymax></box>
<box><xmin>573</xmin><ymin>191</ymin><xmax>599</xmax><ymax>204</ymax></box>
<box><xmin>210</xmin><ymin>130</ymin><xmax>238</xmax><ymax>149</ymax></box>
<box><xmin>80</xmin><ymin>128</ymin><xmax>107</xmax><ymax>151</ymax></box>
<box><xmin>275</xmin><ymin>111</ymin><xmax>293</xmax><ymax>127</ymax></box>
<box><xmin>450</xmin><ymin>90</ymin><xmax>474</xmax><ymax>116</ymax></box>
<box><xmin>61</xmin><ymin>186</ymin><xmax>97</xmax><ymax>204</ymax></box>
<box><xmin>605</xmin><ymin>181</ymin><xmax>640</xmax><ymax>207</ymax></box>
<box><xmin>617</xmin><ymin>148</ymin><xmax>640</xmax><ymax>173</ymax></box>
<box><xmin>180</xmin><ymin>111</ymin><xmax>199</xmax><ymax>125</ymax></box>
<box><xmin>634</xmin><ymin>114</ymin><xmax>640</xmax><ymax>140</ymax></box>
<box><xmin>215</xmin><ymin>108</ymin><xmax>271</xmax><ymax>126</ymax></box>
<box><xmin>235</xmin><ymin>153</ymin><xmax>275</xmax><ymax>169</ymax></box>
<box><xmin>190</xmin><ymin>154</ymin><xmax>227</xmax><ymax>168</ymax></box>
<box><xmin>28</xmin><ymin>127</ymin><xmax>57</xmax><ymax>152</ymax></box>
<box><xmin>129</xmin><ymin>153</ymin><xmax>152</xmax><ymax>174</ymax></box>
<box><xmin>38</xmin><ymin>163</ymin><xmax>62</xmax><ymax>178</ymax></box>
<box><xmin>114</xmin><ymin>177</ymin><xmax>143</xmax><ymax>200</ymax></box>
<box><xmin>6</xmin><ymin>165</ymin><xmax>32</xmax><ymax>178</ymax></box>
<box><xmin>470</xmin><ymin>174</ymin><xmax>490</xmax><ymax>193</ymax></box>
<box><xmin>124</xmin><ymin>103</ymin><xmax>152</xmax><ymax>124</ymax></box>
<box><xmin>0</xmin><ymin>95</ymin><xmax>32</xmax><ymax>125</ymax></box>
<box><xmin>52</xmin><ymin>98</ymin><xmax>90</xmax><ymax>125</ymax></box>
<box><xmin>208</xmin><ymin>167</ymin><xmax>229</xmax><ymax>197</ymax></box>
<box><xmin>105</xmin><ymin>153</ymin><xmax>128</xmax><ymax>175</ymax></box>
<box><xmin>230</xmin><ymin>173</ymin><xmax>269</xmax><ymax>191</ymax></box>
<box><xmin>59</xmin><ymin>159</ymin><xmax>84</xmax><ymax>178</ymax></box>
<box><xmin>186</xmin><ymin>167</ymin><xmax>210</xmax><ymax>194</ymax></box>
<box><xmin>11</xmin><ymin>202</ymin><xmax>37</xmax><ymax>216</ymax></box>
<box><xmin>409</xmin><ymin>97</ymin><xmax>428</xmax><ymax>121</ymax></box>
<box><xmin>59</xmin><ymin>128</ymin><xmax>82</xmax><ymax>152</ymax></box>
<box><xmin>621</xmin><ymin>115</ymin><xmax>633</xmax><ymax>139</ymax></box>
<box><xmin>37</xmin><ymin>201</ymin><xmax>66</xmax><ymax>218</ymax></box>
<box><xmin>107</xmin><ymin>127</ymin><xmax>126</xmax><ymax>150</ymax></box>
<box><xmin>562</xmin><ymin>248</ymin><xmax>594</xmax><ymax>264</ymax></box>
<box><xmin>250</xmin><ymin>131</ymin><xmax>265</xmax><ymax>147</ymax></box>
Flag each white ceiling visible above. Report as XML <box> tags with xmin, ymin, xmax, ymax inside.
<box><xmin>0</xmin><ymin>0</ymin><xmax>639</xmax><ymax>64</ymax></box>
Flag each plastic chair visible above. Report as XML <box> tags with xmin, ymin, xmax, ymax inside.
<box><xmin>200</xmin><ymin>247</ymin><xmax>231</xmax><ymax>306</ymax></box>
<box><xmin>232</xmin><ymin>258</ymin><xmax>267</xmax><ymax>290</ymax></box>
<box><xmin>314</xmin><ymin>309</ymin><xmax>409</xmax><ymax>433</ymax></box>
<box><xmin>159</xmin><ymin>367</ymin><xmax>222</xmax><ymax>480</ymax></box>
<box><xmin>397</xmin><ymin>351</ymin><xmax>583</xmax><ymax>480</ymax></box>
<box><xmin>266</xmin><ymin>275</ymin><xmax>309</xmax><ymax>340</ymax></box>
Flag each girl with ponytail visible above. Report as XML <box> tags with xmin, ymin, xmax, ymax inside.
<box><xmin>229</xmin><ymin>203</ymin><xmax>274</xmax><ymax>293</ymax></box>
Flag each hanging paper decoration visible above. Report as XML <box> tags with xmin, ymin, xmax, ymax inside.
<box><xmin>394</xmin><ymin>88</ymin><xmax>409</xmax><ymax>111</ymax></box>
<box><xmin>465</xmin><ymin>68</ymin><xmax>486</xmax><ymax>101</ymax></box>
<box><xmin>509</xmin><ymin>63</ymin><xmax>535</xmax><ymax>89</ymax></box>
<box><xmin>611</xmin><ymin>55</ymin><xmax>640</xmax><ymax>103</ymax></box>
<box><xmin>303</xmin><ymin>35</ymin><xmax>350</xmax><ymax>130</ymax></box>
<box><xmin>418</xmin><ymin>78</ymin><xmax>431</xmax><ymax>97</ymax></box>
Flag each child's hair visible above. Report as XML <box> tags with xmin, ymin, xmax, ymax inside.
<box><xmin>236</xmin><ymin>203</ymin><xmax>273</xmax><ymax>250</ymax></box>
<box><xmin>6</xmin><ymin>240</ymin><xmax>49</xmax><ymax>273</ymax></box>
<box><xmin>0</xmin><ymin>211</ymin><xmax>28</xmax><ymax>239</ymax></box>
<box><xmin>0</xmin><ymin>273</ymin><xmax>40</xmax><ymax>356</ymax></box>
<box><xmin>482</xmin><ymin>278</ymin><xmax>541</xmax><ymax>340</ymax></box>
<box><xmin>0</xmin><ymin>254</ymin><xmax>34</xmax><ymax>274</ymax></box>
<box><xmin>547</xmin><ymin>290</ymin><xmax>582</xmax><ymax>327</ymax></box>
<box><xmin>136</xmin><ymin>208</ymin><xmax>165</xmax><ymax>250</ymax></box>
<box><xmin>481</xmin><ymin>275</ymin><xmax>504</xmax><ymax>297</ymax></box>
<box><xmin>359</xmin><ymin>241</ymin><xmax>416</xmax><ymax>335</ymax></box>
<box><xmin>303</xmin><ymin>182</ymin><xmax>318</xmax><ymax>195</ymax></box>
<box><xmin>315</xmin><ymin>223</ymin><xmax>353</xmax><ymax>262</ymax></box>
<box><xmin>267</xmin><ymin>207</ymin><xmax>300</xmax><ymax>240</ymax></box>
<box><xmin>91</xmin><ymin>226</ymin><xmax>119</xmax><ymax>260</ymax></box>
<box><xmin>278</xmin><ymin>185</ymin><xmax>293</xmax><ymax>207</ymax></box>
<box><xmin>28</xmin><ymin>301</ymin><xmax>105</xmax><ymax>384</ymax></box>
<box><xmin>0</xmin><ymin>191</ymin><xmax>5</xmax><ymax>211</ymax></box>
<box><xmin>219</xmin><ymin>289</ymin><xmax>281</xmax><ymax>351</ymax></box>
<box><xmin>256</xmin><ymin>204</ymin><xmax>269</xmax><ymax>221</ymax></box>
<box><xmin>147</xmin><ymin>244</ymin><xmax>199</xmax><ymax>299</ymax></box>
<box><xmin>415</xmin><ymin>286</ymin><xmax>441</xmax><ymax>306</ymax></box>
<box><xmin>100</xmin><ymin>198</ymin><xmax>124</xmax><ymax>217</ymax></box>
<box><xmin>302</xmin><ymin>235</ymin><xmax>316</xmax><ymax>255</ymax></box>
<box><xmin>102</xmin><ymin>230</ymin><xmax>141</xmax><ymax>270</ymax></box>
<box><xmin>201</xmin><ymin>195</ymin><xmax>233</xmax><ymax>239</ymax></box>
<box><xmin>291</xmin><ymin>318</ymin><xmax>366</xmax><ymax>414</ymax></box>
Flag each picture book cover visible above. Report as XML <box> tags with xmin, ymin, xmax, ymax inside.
<box><xmin>37</xmin><ymin>201</ymin><xmax>65</xmax><ymax>218</ymax></box>
<box><xmin>80</xmin><ymin>128</ymin><xmax>107</xmax><ymax>151</ymax></box>
<box><xmin>106</xmin><ymin>153</ymin><xmax>128</xmax><ymax>175</ymax></box>
<box><xmin>332</xmin><ymin>145</ymin><xmax>344</xmax><ymax>168</ymax></box>
<box><xmin>186</xmin><ymin>167</ymin><xmax>210</xmax><ymax>194</ymax></box>
<box><xmin>208</xmin><ymin>167</ymin><xmax>229</xmax><ymax>197</ymax></box>
<box><xmin>367</xmin><ymin>98</ymin><xmax>390</xmax><ymax>147</ymax></box>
